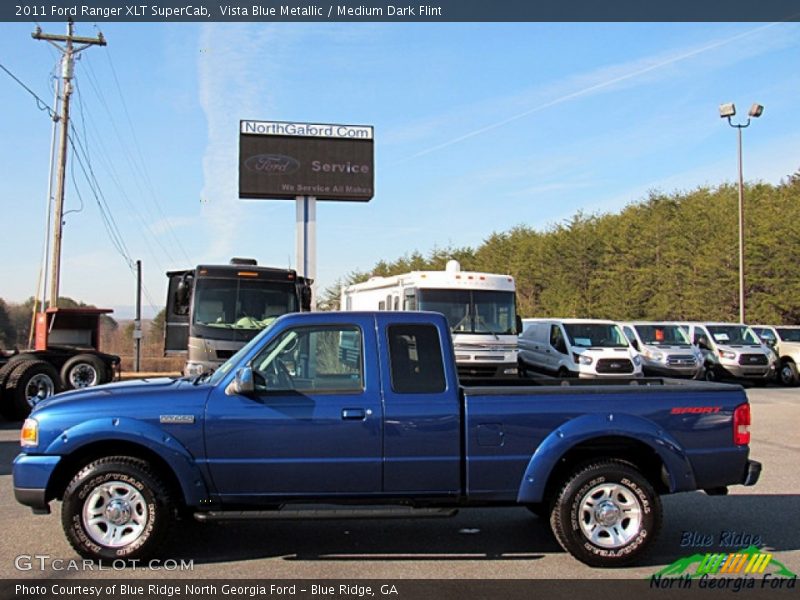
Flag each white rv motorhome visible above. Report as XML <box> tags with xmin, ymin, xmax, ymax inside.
<box><xmin>341</xmin><ymin>261</ymin><xmax>520</xmax><ymax>378</ymax></box>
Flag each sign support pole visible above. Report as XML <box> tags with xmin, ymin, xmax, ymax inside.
<box><xmin>295</xmin><ymin>195</ymin><xmax>317</xmax><ymax>309</ymax></box>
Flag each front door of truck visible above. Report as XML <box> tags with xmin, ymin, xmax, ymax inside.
<box><xmin>204</xmin><ymin>316</ymin><xmax>383</xmax><ymax>500</ymax></box>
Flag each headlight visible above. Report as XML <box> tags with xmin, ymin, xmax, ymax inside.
<box><xmin>20</xmin><ymin>418</ymin><xmax>38</xmax><ymax>448</ymax></box>
<box><xmin>573</xmin><ymin>353</ymin><xmax>593</xmax><ymax>365</ymax></box>
<box><xmin>644</xmin><ymin>349</ymin><xmax>663</xmax><ymax>361</ymax></box>
<box><xmin>719</xmin><ymin>350</ymin><xmax>736</xmax><ymax>360</ymax></box>
<box><xmin>633</xmin><ymin>354</ymin><xmax>643</xmax><ymax>366</ymax></box>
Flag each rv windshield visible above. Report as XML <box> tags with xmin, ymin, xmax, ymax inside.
<box><xmin>417</xmin><ymin>289</ymin><xmax>516</xmax><ymax>335</ymax></box>
<box><xmin>193</xmin><ymin>278</ymin><xmax>298</xmax><ymax>330</ymax></box>
<box><xmin>707</xmin><ymin>325</ymin><xmax>760</xmax><ymax>345</ymax></box>
<box><xmin>564</xmin><ymin>323</ymin><xmax>629</xmax><ymax>348</ymax></box>
<box><xmin>634</xmin><ymin>324</ymin><xmax>690</xmax><ymax>345</ymax></box>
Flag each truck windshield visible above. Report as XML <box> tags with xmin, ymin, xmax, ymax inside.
<box><xmin>707</xmin><ymin>325</ymin><xmax>760</xmax><ymax>345</ymax></box>
<box><xmin>417</xmin><ymin>289</ymin><xmax>516</xmax><ymax>335</ymax></box>
<box><xmin>776</xmin><ymin>328</ymin><xmax>800</xmax><ymax>342</ymax></box>
<box><xmin>634</xmin><ymin>324</ymin><xmax>690</xmax><ymax>345</ymax></box>
<box><xmin>564</xmin><ymin>323</ymin><xmax>629</xmax><ymax>348</ymax></box>
<box><xmin>193</xmin><ymin>278</ymin><xmax>298</xmax><ymax>330</ymax></box>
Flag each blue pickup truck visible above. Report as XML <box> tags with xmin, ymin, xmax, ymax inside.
<box><xmin>13</xmin><ymin>311</ymin><xmax>760</xmax><ymax>567</ymax></box>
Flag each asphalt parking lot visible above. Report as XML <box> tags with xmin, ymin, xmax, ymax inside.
<box><xmin>0</xmin><ymin>387</ymin><xmax>797</xmax><ymax>581</ymax></box>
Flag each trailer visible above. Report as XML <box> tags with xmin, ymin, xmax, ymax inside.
<box><xmin>0</xmin><ymin>307</ymin><xmax>120</xmax><ymax>420</ymax></box>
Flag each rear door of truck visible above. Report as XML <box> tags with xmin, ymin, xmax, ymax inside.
<box><xmin>377</xmin><ymin>312</ymin><xmax>462</xmax><ymax>495</ymax></box>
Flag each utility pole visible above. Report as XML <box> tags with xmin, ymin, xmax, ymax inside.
<box><xmin>33</xmin><ymin>21</ymin><xmax>106</xmax><ymax>308</ymax></box>
<box><xmin>134</xmin><ymin>260</ymin><xmax>142</xmax><ymax>372</ymax></box>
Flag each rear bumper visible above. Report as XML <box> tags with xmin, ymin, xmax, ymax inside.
<box><xmin>13</xmin><ymin>453</ymin><xmax>61</xmax><ymax>514</ymax></box>
<box><xmin>742</xmin><ymin>459</ymin><xmax>762</xmax><ymax>487</ymax></box>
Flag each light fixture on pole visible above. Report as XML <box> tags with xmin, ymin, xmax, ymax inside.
<box><xmin>719</xmin><ymin>102</ymin><xmax>764</xmax><ymax>324</ymax></box>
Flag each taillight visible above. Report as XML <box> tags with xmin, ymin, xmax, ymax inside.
<box><xmin>733</xmin><ymin>403</ymin><xmax>751</xmax><ymax>445</ymax></box>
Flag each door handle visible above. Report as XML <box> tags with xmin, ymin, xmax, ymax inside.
<box><xmin>341</xmin><ymin>408</ymin><xmax>366</xmax><ymax>420</ymax></box>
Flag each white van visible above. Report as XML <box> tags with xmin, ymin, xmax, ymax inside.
<box><xmin>683</xmin><ymin>322</ymin><xmax>775</xmax><ymax>383</ymax></box>
<box><xmin>619</xmin><ymin>322</ymin><xmax>704</xmax><ymax>378</ymax></box>
<box><xmin>518</xmin><ymin>318</ymin><xmax>643</xmax><ymax>378</ymax></box>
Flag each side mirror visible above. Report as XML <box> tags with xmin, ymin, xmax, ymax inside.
<box><xmin>515</xmin><ymin>315</ymin><xmax>523</xmax><ymax>335</ymax></box>
<box><xmin>226</xmin><ymin>366</ymin><xmax>255</xmax><ymax>396</ymax></box>
<box><xmin>631</xmin><ymin>340</ymin><xmax>640</xmax><ymax>351</ymax></box>
<box><xmin>174</xmin><ymin>275</ymin><xmax>193</xmax><ymax>315</ymax></box>
<box><xmin>301</xmin><ymin>284</ymin><xmax>313</xmax><ymax>311</ymax></box>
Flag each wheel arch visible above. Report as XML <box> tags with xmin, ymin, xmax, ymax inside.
<box><xmin>44</xmin><ymin>425</ymin><xmax>209</xmax><ymax>509</ymax></box>
<box><xmin>516</xmin><ymin>413</ymin><xmax>696</xmax><ymax>505</ymax></box>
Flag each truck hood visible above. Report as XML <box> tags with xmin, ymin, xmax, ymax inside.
<box><xmin>33</xmin><ymin>376</ymin><xmax>204</xmax><ymax>415</ymax></box>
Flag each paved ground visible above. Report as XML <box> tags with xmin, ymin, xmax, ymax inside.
<box><xmin>0</xmin><ymin>387</ymin><xmax>797</xmax><ymax>580</ymax></box>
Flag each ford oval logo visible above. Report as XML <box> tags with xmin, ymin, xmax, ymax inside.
<box><xmin>245</xmin><ymin>154</ymin><xmax>300</xmax><ymax>175</ymax></box>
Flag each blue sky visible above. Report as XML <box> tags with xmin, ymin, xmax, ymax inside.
<box><xmin>1</xmin><ymin>22</ymin><xmax>799</xmax><ymax>318</ymax></box>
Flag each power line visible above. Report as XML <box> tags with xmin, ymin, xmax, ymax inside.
<box><xmin>0</xmin><ymin>61</ymin><xmax>55</xmax><ymax>117</ymax></box>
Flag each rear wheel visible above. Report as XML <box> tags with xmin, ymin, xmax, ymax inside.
<box><xmin>549</xmin><ymin>460</ymin><xmax>662</xmax><ymax>567</ymax></box>
<box><xmin>61</xmin><ymin>354</ymin><xmax>109</xmax><ymax>390</ymax></box>
<box><xmin>62</xmin><ymin>456</ymin><xmax>174</xmax><ymax>561</ymax></box>
<box><xmin>3</xmin><ymin>360</ymin><xmax>61</xmax><ymax>420</ymax></box>
<box><xmin>778</xmin><ymin>360</ymin><xmax>799</xmax><ymax>387</ymax></box>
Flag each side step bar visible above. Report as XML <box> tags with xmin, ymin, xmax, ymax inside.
<box><xmin>194</xmin><ymin>506</ymin><xmax>458</xmax><ymax>522</ymax></box>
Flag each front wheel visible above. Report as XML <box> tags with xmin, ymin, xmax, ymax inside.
<box><xmin>62</xmin><ymin>457</ymin><xmax>174</xmax><ymax>561</ymax></box>
<box><xmin>778</xmin><ymin>361</ymin><xmax>799</xmax><ymax>387</ymax></box>
<box><xmin>549</xmin><ymin>460</ymin><xmax>662</xmax><ymax>567</ymax></box>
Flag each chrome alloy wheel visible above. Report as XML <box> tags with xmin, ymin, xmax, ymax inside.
<box><xmin>578</xmin><ymin>482</ymin><xmax>643</xmax><ymax>548</ymax></box>
<box><xmin>24</xmin><ymin>374</ymin><xmax>55</xmax><ymax>407</ymax></box>
<box><xmin>82</xmin><ymin>481</ymin><xmax>149</xmax><ymax>547</ymax></box>
<box><xmin>69</xmin><ymin>363</ymin><xmax>99</xmax><ymax>388</ymax></box>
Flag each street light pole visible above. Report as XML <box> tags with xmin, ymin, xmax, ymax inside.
<box><xmin>719</xmin><ymin>102</ymin><xmax>763</xmax><ymax>324</ymax></box>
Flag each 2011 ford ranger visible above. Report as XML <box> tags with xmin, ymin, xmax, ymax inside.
<box><xmin>13</xmin><ymin>311</ymin><xmax>761</xmax><ymax>567</ymax></box>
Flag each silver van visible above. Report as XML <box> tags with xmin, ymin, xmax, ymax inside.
<box><xmin>683</xmin><ymin>322</ymin><xmax>775</xmax><ymax>383</ymax></box>
<box><xmin>518</xmin><ymin>318</ymin><xmax>643</xmax><ymax>378</ymax></box>
<box><xmin>619</xmin><ymin>322</ymin><xmax>703</xmax><ymax>378</ymax></box>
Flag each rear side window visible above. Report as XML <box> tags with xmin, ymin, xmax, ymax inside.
<box><xmin>388</xmin><ymin>324</ymin><xmax>446</xmax><ymax>394</ymax></box>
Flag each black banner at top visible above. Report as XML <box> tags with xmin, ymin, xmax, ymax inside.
<box><xmin>5</xmin><ymin>0</ymin><xmax>800</xmax><ymax>22</ymax></box>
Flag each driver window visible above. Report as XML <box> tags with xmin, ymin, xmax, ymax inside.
<box><xmin>251</xmin><ymin>325</ymin><xmax>364</xmax><ymax>393</ymax></box>
<box><xmin>550</xmin><ymin>325</ymin><xmax>567</xmax><ymax>354</ymax></box>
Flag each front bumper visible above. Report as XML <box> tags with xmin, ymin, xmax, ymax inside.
<box><xmin>13</xmin><ymin>453</ymin><xmax>62</xmax><ymax>514</ymax></box>
<box><xmin>742</xmin><ymin>459</ymin><xmax>762</xmax><ymax>486</ymax></box>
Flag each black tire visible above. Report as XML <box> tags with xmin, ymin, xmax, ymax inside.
<box><xmin>518</xmin><ymin>359</ymin><xmax>529</xmax><ymax>378</ymax></box>
<box><xmin>703</xmin><ymin>365</ymin><xmax>718</xmax><ymax>382</ymax></box>
<box><xmin>61</xmin><ymin>354</ymin><xmax>109</xmax><ymax>390</ymax></box>
<box><xmin>549</xmin><ymin>460</ymin><xmax>662</xmax><ymax>567</ymax></box>
<box><xmin>557</xmin><ymin>368</ymin><xmax>572</xmax><ymax>379</ymax></box>
<box><xmin>3</xmin><ymin>360</ymin><xmax>61</xmax><ymax>421</ymax></box>
<box><xmin>0</xmin><ymin>356</ymin><xmax>29</xmax><ymax>389</ymax></box>
<box><xmin>778</xmin><ymin>360</ymin><xmax>799</xmax><ymax>387</ymax></box>
<box><xmin>62</xmin><ymin>456</ymin><xmax>174</xmax><ymax>561</ymax></box>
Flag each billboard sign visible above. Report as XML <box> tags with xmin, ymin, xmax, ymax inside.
<box><xmin>239</xmin><ymin>120</ymin><xmax>374</xmax><ymax>201</ymax></box>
